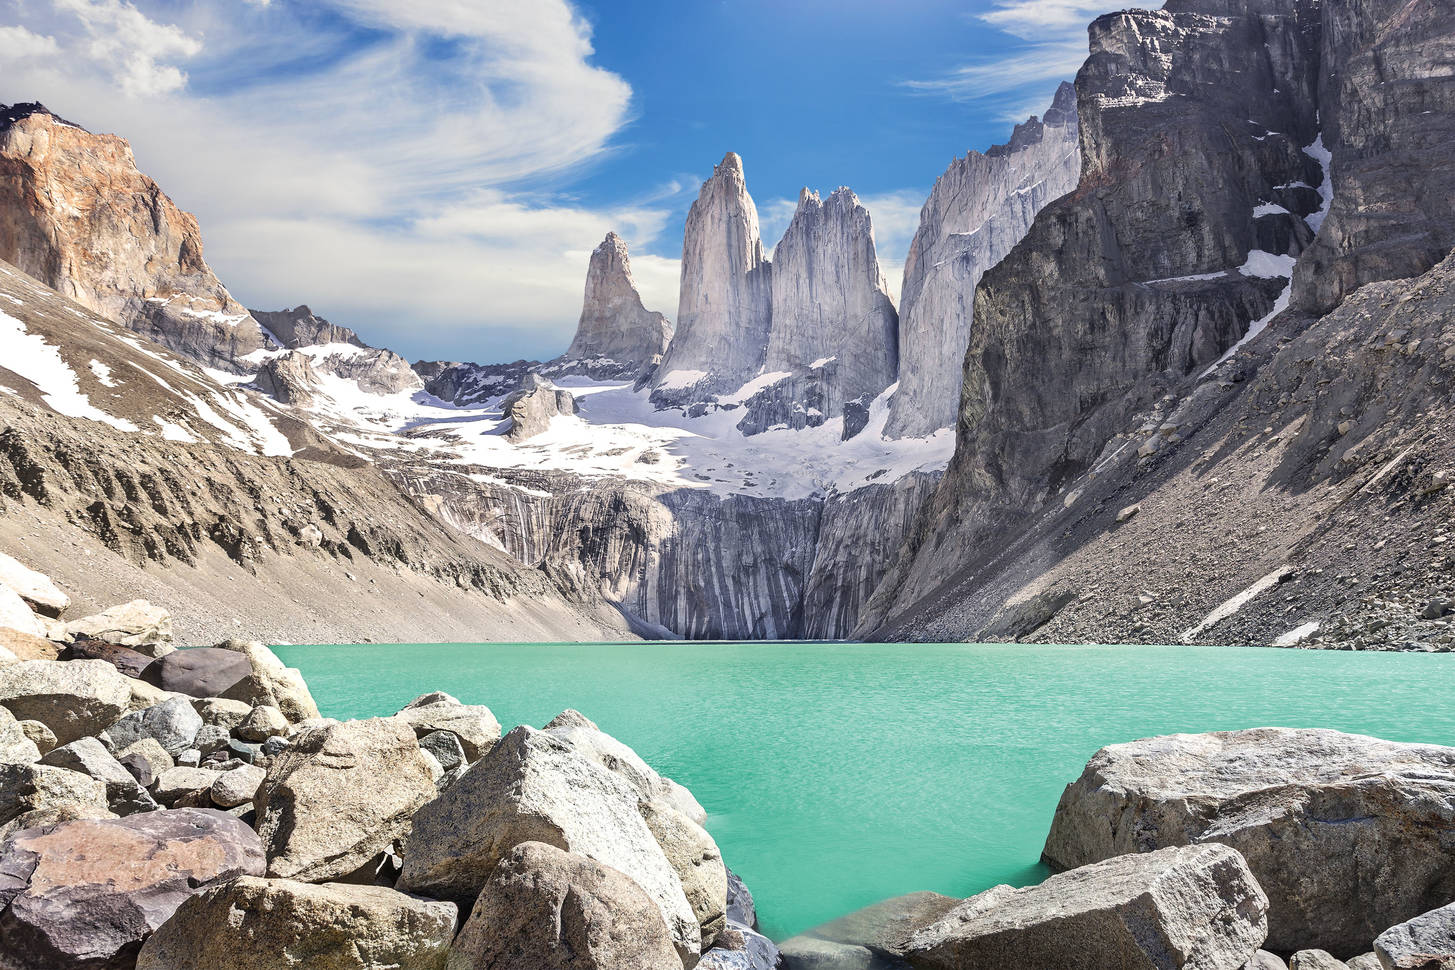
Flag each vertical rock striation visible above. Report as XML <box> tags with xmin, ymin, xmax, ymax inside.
<box><xmin>561</xmin><ymin>233</ymin><xmax>673</xmax><ymax>379</ymax></box>
<box><xmin>884</xmin><ymin>83</ymin><xmax>1080</xmax><ymax>439</ymax></box>
<box><xmin>0</xmin><ymin>103</ymin><xmax>268</xmax><ymax>371</ymax></box>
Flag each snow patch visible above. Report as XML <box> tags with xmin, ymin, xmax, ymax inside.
<box><xmin>1274</xmin><ymin>621</ymin><xmax>1320</xmax><ymax>647</ymax></box>
<box><xmin>655</xmin><ymin>369</ymin><xmax>708</xmax><ymax>391</ymax></box>
<box><xmin>0</xmin><ymin>312</ymin><xmax>138</xmax><ymax>431</ymax></box>
<box><xmin>718</xmin><ymin>370</ymin><xmax>793</xmax><ymax>406</ymax></box>
<box><xmin>1179</xmin><ymin>566</ymin><xmax>1292</xmax><ymax>642</ymax></box>
<box><xmin>1238</xmin><ymin>250</ymin><xmax>1297</xmax><ymax>279</ymax></box>
<box><xmin>1302</xmin><ymin>133</ymin><xmax>1334</xmax><ymax>232</ymax></box>
<box><xmin>88</xmin><ymin>360</ymin><xmax>118</xmax><ymax>387</ymax></box>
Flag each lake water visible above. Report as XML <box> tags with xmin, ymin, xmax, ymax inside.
<box><xmin>273</xmin><ymin>641</ymin><xmax>1455</xmax><ymax>941</ymax></box>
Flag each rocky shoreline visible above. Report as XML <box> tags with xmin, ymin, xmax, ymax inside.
<box><xmin>3</xmin><ymin>553</ymin><xmax>1454</xmax><ymax>970</ymax></box>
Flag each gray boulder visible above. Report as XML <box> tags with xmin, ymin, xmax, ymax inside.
<box><xmin>727</xmin><ymin>869</ymin><xmax>757</xmax><ymax>927</ymax></box>
<box><xmin>142</xmin><ymin>642</ymin><xmax>318</xmax><ymax>722</ymax></box>
<box><xmin>135</xmin><ymin>876</ymin><xmax>456</xmax><ymax>970</ymax></box>
<box><xmin>1245</xmin><ymin>952</ymin><xmax>1290</xmax><ymax>970</ymax></box>
<box><xmin>1374</xmin><ymin>901</ymin><xmax>1455</xmax><ymax>969</ymax></box>
<box><xmin>0</xmin><ymin>808</ymin><xmax>264</xmax><ymax>970</ymax></box>
<box><xmin>101</xmin><ymin>695</ymin><xmax>203</xmax><ymax>758</ymax></box>
<box><xmin>39</xmin><ymin>737</ymin><xmax>158</xmax><ymax>815</ymax></box>
<box><xmin>701</xmin><ymin>921</ymin><xmax>781</xmax><ymax>970</ymax></box>
<box><xmin>190</xmin><ymin>697</ymin><xmax>251</xmax><ymax>730</ymax></box>
<box><xmin>400</xmin><ymin>725</ymin><xmax>700</xmax><ymax>961</ymax></box>
<box><xmin>0</xmin><ymin>761</ymin><xmax>110</xmax><ymax>833</ymax></box>
<box><xmin>546</xmin><ymin>713</ymin><xmax>707</xmax><ymax>824</ymax></box>
<box><xmin>0</xmin><ymin>707</ymin><xmax>40</xmax><ymax>765</ymax></box>
<box><xmin>1345</xmin><ymin>956</ymin><xmax>1382</xmax><ymax>970</ymax></box>
<box><xmin>255</xmin><ymin>717</ymin><xmax>435</xmax><ymax>882</ymax></box>
<box><xmin>445</xmin><ymin>840</ymin><xmax>683</xmax><ymax>970</ymax></box>
<box><xmin>1291</xmin><ymin>952</ymin><xmax>1350</xmax><ymax>970</ymax></box>
<box><xmin>395</xmin><ymin>692</ymin><xmax>500</xmax><ymax>761</ymax></box>
<box><xmin>904</xmin><ymin>844</ymin><xmax>1268</xmax><ymax>970</ymax></box>
<box><xmin>0</xmin><ymin>659</ymin><xmax>131</xmax><ymax>746</ymax></box>
<box><xmin>1043</xmin><ymin>729</ymin><xmax>1455</xmax><ymax>954</ymax></box>
<box><xmin>209</xmin><ymin>764</ymin><xmax>264</xmax><ymax>809</ymax></box>
<box><xmin>779</xmin><ymin>891</ymin><xmax>960</xmax><ymax>970</ymax></box>
<box><xmin>417</xmin><ymin>730</ymin><xmax>465</xmax><ymax>773</ymax></box>
<box><xmin>153</xmin><ymin>766</ymin><xmax>222</xmax><ymax>806</ymax></box>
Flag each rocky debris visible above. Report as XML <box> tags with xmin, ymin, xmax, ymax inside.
<box><xmin>0</xmin><ymin>553</ymin><xmax>69</xmax><ymax>618</ymax></box>
<box><xmin>0</xmin><ymin>808</ymin><xmax>265</xmax><ymax>970</ymax></box>
<box><xmin>1043</xmin><ymin>729</ymin><xmax>1455</xmax><ymax>954</ymax></box>
<box><xmin>778</xmin><ymin>890</ymin><xmax>960</xmax><ymax>969</ymax></box>
<box><xmin>153</xmin><ymin>766</ymin><xmax>222</xmax><ymax>806</ymax></box>
<box><xmin>1373</xmin><ymin>901</ymin><xmax>1455</xmax><ymax>970</ymax></box>
<box><xmin>399</xmin><ymin>724</ymin><xmax>701</xmax><ymax>961</ymax></box>
<box><xmin>249</xmin><ymin>305</ymin><xmax>366</xmax><ymax>351</ymax></box>
<box><xmin>311</xmin><ymin>345</ymin><xmax>424</xmax><ymax>396</ymax></box>
<box><xmin>502</xmin><ymin>374</ymin><xmax>578</xmax><ymax>442</ymax></box>
<box><xmin>447</xmin><ymin>840</ymin><xmax>684</xmax><ymax>970</ymax></box>
<box><xmin>63</xmin><ymin>600</ymin><xmax>172</xmax><ymax>650</ymax></box>
<box><xmin>904</xmin><ymin>844</ymin><xmax>1268</xmax><ymax>970</ymax></box>
<box><xmin>886</xmin><ymin>81</ymin><xmax>1080</xmax><ymax>438</ymax></box>
<box><xmin>395</xmin><ymin>691</ymin><xmax>501</xmax><ymax>761</ymax></box>
<box><xmin>101</xmin><ymin>696</ymin><xmax>203</xmax><ymax>758</ymax></box>
<box><xmin>651</xmin><ymin>152</ymin><xmax>773</xmax><ymax>405</ymax></box>
<box><xmin>208</xmin><ymin>764</ymin><xmax>264</xmax><ymax>809</ymax></box>
<box><xmin>0</xmin><ymin>104</ymin><xmax>269</xmax><ymax>370</ymax></box>
<box><xmin>561</xmin><ymin>233</ymin><xmax>673</xmax><ymax>379</ymax></box>
<box><xmin>255</xmin><ymin>716</ymin><xmax>435</xmax><ymax>882</ymax></box>
<box><xmin>134</xmin><ymin>876</ymin><xmax>456</xmax><ymax>970</ymax></box>
<box><xmin>115</xmin><ymin>737</ymin><xmax>173</xmax><ymax>781</ymax></box>
<box><xmin>190</xmin><ymin>697</ymin><xmax>251</xmax><ymax>730</ymax></box>
<box><xmin>40</xmin><ymin>737</ymin><xmax>158</xmax><ymax>815</ymax></box>
<box><xmin>0</xmin><ymin>659</ymin><xmax>132</xmax><ymax>746</ymax></box>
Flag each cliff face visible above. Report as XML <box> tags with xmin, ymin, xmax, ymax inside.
<box><xmin>0</xmin><ymin>104</ymin><xmax>269</xmax><ymax>371</ymax></box>
<box><xmin>562</xmin><ymin>233</ymin><xmax>672</xmax><ymax>378</ymax></box>
<box><xmin>250</xmin><ymin>306</ymin><xmax>365</xmax><ymax>350</ymax></box>
<box><xmin>884</xmin><ymin>83</ymin><xmax>1081</xmax><ymax>439</ymax></box>
<box><xmin>651</xmin><ymin>153</ymin><xmax>772</xmax><ymax>405</ymax></box>
<box><xmin>861</xmin><ymin>0</ymin><xmax>1455</xmax><ymax>647</ymax></box>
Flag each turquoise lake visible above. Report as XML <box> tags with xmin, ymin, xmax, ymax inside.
<box><xmin>273</xmin><ymin>641</ymin><xmax>1455</xmax><ymax>941</ymax></box>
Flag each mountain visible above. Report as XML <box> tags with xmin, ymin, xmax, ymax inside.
<box><xmin>857</xmin><ymin>0</ymin><xmax>1455</xmax><ymax>650</ymax></box>
<box><xmin>885</xmin><ymin>82</ymin><xmax>1080</xmax><ymax>439</ymax></box>
<box><xmin>561</xmin><ymin>233</ymin><xmax>673</xmax><ymax>379</ymax></box>
<box><xmin>0</xmin><ymin>103</ymin><xmax>270</xmax><ymax>371</ymax></box>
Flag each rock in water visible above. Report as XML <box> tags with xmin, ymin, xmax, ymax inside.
<box><xmin>255</xmin><ymin>717</ymin><xmax>435</xmax><ymax>882</ymax></box>
<box><xmin>399</xmin><ymin>725</ymin><xmax>701</xmax><ymax>962</ymax></box>
<box><xmin>1043</xmin><ymin>729</ymin><xmax>1455</xmax><ymax>954</ymax></box>
<box><xmin>884</xmin><ymin>81</ymin><xmax>1079</xmax><ymax>439</ymax></box>
<box><xmin>135</xmin><ymin>877</ymin><xmax>456</xmax><ymax>970</ymax></box>
<box><xmin>0</xmin><ymin>809</ymin><xmax>265</xmax><ymax>970</ymax></box>
<box><xmin>446</xmin><ymin>840</ymin><xmax>684</xmax><ymax>970</ymax></box>
<box><xmin>1374</xmin><ymin>902</ymin><xmax>1455</xmax><ymax>970</ymax></box>
<box><xmin>562</xmin><ymin>233</ymin><xmax>673</xmax><ymax>377</ymax></box>
<box><xmin>651</xmin><ymin>152</ymin><xmax>772</xmax><ymax>405</ymax></box>
<box><xmin>778</xmin><ymin>890</ymin><xmax>961</xmax><ymax>969</ymax></box>
<box><xmin>0</xmin><ymin>659</ymin><xmax>132</xmax><ymax>746</ymax></box>
<box><xmin>903</xmin><ymin>844</ymin><xmax>1268</xmax><ymax>970</ymax></box>
<box><xmin>0</xmin><ymin>104</ymin><xmax>269</xmax><ymax>370</ymax></box>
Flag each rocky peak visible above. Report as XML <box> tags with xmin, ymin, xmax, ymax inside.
<box><xmin>884</xmin><ymin>84</ymin><xmax>1081</xmax><ymax>438</ymax></box>
<box><xmin>0</xmin><ymin>102</ymin><xmax>85</xmax><ymax>132</ymax></box>
<box><xmin>250</xmin><ymin>306</ymin><xmax>365</xmax><ymax>350</ymax></box>
<box><xmin>560</xmin><ymin>232</ymin><xmax>672</xmax><ymax>379</ymax></box>
<box><xmin>649</xmin><ymin>151</ymin><xmax>772</xmax><ymax>405</ymax></box>
<box><xmin>0</xmin><ymin>104</ymin><xmax>268</xmax><ymax>372</ymax></box>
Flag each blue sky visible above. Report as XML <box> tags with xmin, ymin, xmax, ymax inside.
<box><xmin>0</xmin><ymin>0</ymin><xmax>1111</xmax><ymax>363</ymax></box>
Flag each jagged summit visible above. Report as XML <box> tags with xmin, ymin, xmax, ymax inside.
<box><xmin>250</xmin><ymin>305</ymin><xmax>367</xmax><ymax>350</ymax></box>
<box><xmin>987</xmin><ymin>81</ymin><xmax>1077</xmax><ymax>158</ymax></box>
<box><xmin>0</xmin><ymin>102</ymin><xmax>86</xmax><ymax>132</ymax></box>
<box><xmin>560</xmin><ymin>232</ymin><xmax>672</xmax><ymax>378</ymax></box>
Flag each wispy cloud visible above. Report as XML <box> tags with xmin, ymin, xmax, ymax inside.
<box><xmin>0</xmin><ymin>0</ymin><xmax>665</xmax><ymax>361</ymax></box>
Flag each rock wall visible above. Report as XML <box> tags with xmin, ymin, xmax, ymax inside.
<box><xmin>561</xmin><ymin>233</ymin><xmax>672</xmax><ymax>379</ymax></box>
<box><xmin>0</xmin><ymin>104</ymin><xmax>269</xmax><ymax>371</ymax></box>
<box><xmin>884</xmin><ymin>83</ymin><xmax>1081</xmax><ymax>439</ymax></box>
<box><xmin>250</xmin><ymin>306</ymin><xmax>365</xmax><ymax>350</ymax></box>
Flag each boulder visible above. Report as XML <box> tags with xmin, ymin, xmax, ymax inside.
<box><xmin>1374</xmin><ymin>901</ymin><xmax>1455</xmax><ymax>969</ymax></box>
<box><xmin>190</xmin><ymin>697</ymin><xmax>251</xmax><ymax>730</ymax></box>
<box><xmin>215</xmin><ymin>641</ymin><xmax>318</xmax><ymax>722</ymax></box>
<box><xmin>0</xmin><ymin>809</ymin><xmax>265</xmax><ymax>970</ymax></box>
<box><xmin>194</xmin><ymin>724</ymin><xmax>231</xmax><ymax>755</ymax></box>
<box><xmin>64</xmin><ymin>599</ymin><xmax>173</xmax><ymax>648</ymax></box>
<box><xmin>904</xmin><ymin>844</ymin><xmax>1268</xmax><ymax>970</ymax></box>
<box><xmin>1290</xmin><ymin>952</ymin><xmax>1350</xmax><ymax>970</ymax></box>
<box><xmin>418</xmin><ymin>730</ymin><xmax>465</xmax><ymax>773</ymax></box>
<box><xmin>0</xmin><ymin>761</ymin><xmax>109</xmax><ymax>831</ymax></box>
<box><xmin>726</xmin><ymin>869</ymin><xmax>757</xmax><ymax>927</ymax></box>
<box><xmin>153</xmin><ymin>766</ymin><xmax>221</xmax><ymax>805</ymax></box>
<box><xmin>135</xmin><ymin>876</ymin><xmax>455</xmax><ymax>970</ymax></box>
<box><xmin>0</xmin><ymin>659</ymin><xmax>132</xmax><ymax>746</ymax></box>
<box><xmin>395</xmin><ymin>692</ymin><xmax>499</xmax><ymax>761</ymax></box>
<box><xmin>101</xmin><ymin>695</ymin><xmax>204</xmax><ymax>758</ymax></box>
<box><xmin>1344</xmin><ymin>956</ymin><xmax>1381</xmax><ymax>970</ymax></box>
<box><xmin>0</xmin><ymin>627</ymin><xmax>58</xmax><ymax>662</ymax></box>
<box><xmin>209</xmin><ymin>764</ymin><xmax>264</xmax><ymax>809</ymax></box>
<box><xmin>255</xmin><ymin>717</ymin><xmax>434</xmax><ymax>882</ymax></box>
<box><xmin>40</xmin><ymin>737</ymin><xmax>158</xmax><ymax>815</ymax></box>
<box><xmin>642</xmin><ymin>799</ymin><xmax>728</xmax><ymax>948</ymax></box>
<box><xmin>118</xmin><ymin>751</ymin><xmax>155</xmax><ymax>787</ymax></box>
<box><xmin>399</xmin><ymin>725</ymin><xmax>700</xmax><ymax>961</ymax></box>
<box><xmin>60</xmin><ymin>637</ymin><xmax>155</xmax><ymax>679</ymax></box>
<box><xmin>700</xmin><ymin>922</ymin><xmax>781</xmax><ymax>970</ymax></box>
<box><xmin>235</xmin><ymin>704</ymin><xmax>287</xmax><ymax>742</ymax></box>
<box><xmin>0</xmin><ymin>554</ymin><xmax>68</xmax><ymax>618</ymax></box>
<box><xmin>1043</xmin><ymin>729</ymin><xmax>1455</xmax><ymax>953</ymax></box>
<box><xmin>145</xmin><ymin>641</ymin><xmax>318</xmax><ymax>722</ymax></box>
<box><xmin>0</xmin><ymin>586</ymin><xmax>46</xmax><ymax>638</ymax></box>
<box><xmin>0</xmin><ymin>707</ymin><xmax>40</xmax><ymax>765</ymax></box>
<box><xmin>15</xmin><ymin>720</ymin><xmax>54</xmax><ymax>756</ymax></box>
<box><xmin>779</xmin><ymin>891</ymin><xmax>961</xmax><ymax>970</ymax></box>
<box><xmin>446</xmin><ymin>840</ymin><xmax>683</xmax><ymax>970</ymax></box>
<box><xmin>115</xmin><ymin>737</ymin><xmax>173</xmax><ymax>779</ymax></box>
<box><xmin>1245</xmin><ymin>952</ymin><xmax>1291</xmax><ymax>970</ymax></box>
<box><xmin>546</xmin><ymin>714</ymin><xmax>708</xmax><ymax>825</ymax></box>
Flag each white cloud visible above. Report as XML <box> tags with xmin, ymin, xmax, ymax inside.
<box><xmin>52</xmin><ymin>0</ymin><xmax>202</xmax><ymax>96</ymax></box>
<box><xmin>0</xmin><ymin>25</ymin><xmax>60</xmax><ymax>58</ymax></box>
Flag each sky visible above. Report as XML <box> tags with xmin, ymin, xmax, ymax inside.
<box><xmin>0</xmin><ymin>0</ymin><xmax>1118</xmax><ymax>364</ymax></box>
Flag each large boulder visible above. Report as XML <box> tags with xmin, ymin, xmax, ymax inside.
<box><xmin>39</xmin><ymin>737</ymin><xmax>158</xmax><ymax>815</ymax></box>
<box><xmin>0</xmin><ymin>585</ymin><xmax>46</xmax><ymax>638</ymax></box>
<box><xmin>1373</xmin><ymin>902</ymin><xmax>1455</xmax><ymax>969</ymax></box>
<box><xmin>0</xmin><ymin>659</ymin><xmax>132</xmax><ymax>746</ymax></box>
<box><xmin>778</xmin><ymin>892</ymin><xmax>961</xmax><ymax>970</ymax></box>
<box><xmin>63</xmin><ymin>600</ymin><xmax>173</xmax><ymax>649</ymax></box>
<box><xmin>400</xmin><ymin>725</ymin><xmax>700</xmax><ymax>961</ymax></box>
<box><xmin>0</xmin><ymin>808</ymin><xmax>265</xmax><ymax>970</ymax></box>
<box><xmin>61</xmin><ymin>638</ymin><xmax>156</xmax><ymax>679</ymax></box>
<box><xmin>0</xmin><ymin>707</ymin><xmax>40</xmax><ymax>765</ymax></box>
<box><xmin>0</xmin><ymin>627</ymin><xmax>59</xmax><ymax>662</ymax></box>
<box><xmin>209</xmin><ymin>764</ymin><xmax>265</xmax><ymax>809</ymax></box>
<box><xmin>255</xmin><ymin>717</ymin><xmax>435</xmax><ymax>882</ymax></box>
<box><xmin>395</xmin><ymin>692</ymin><xmax>500</xmax><ymax>761</ymax></box>
<box><xmin>135</xmin><ymin>876</ymin><xmax>456</xmax><ymax>970</ymax></box>
<box><xmin>100</xmin><ymin>695</ymin><xmax>203</xmax><ymax>758</ymax></box>
<box><xmin>153</xmin><ymin>766</ymin><xmax>223</xmax><ymax>806</ymax></box>
<box><xmin>700</xmin><ymin>922</ymin><xmax>781</xmax><ymax>970</ymax></box>
<box><xmin>143</xmin><ymin>642</ymin><xmax>318</xmax><ymax>722</ymax></box>
<box><xmin>0</xmin><ymin>554</ymin><xmax>69</xmax><ymax>618</ymax></box>
<box><xmin>904</xmin><ymin>844</ymin><xmax>1268</xmax><ymax>970</ymax></box>
<box><xmin>642</xmin><ymin>800</ymin><xmax>728</xmax><ymax>949</ymax></box>
<box><xmin>545</xmin><ymin>712</ymin><xmax>707</xmax><ymax>825</ymax></box>
<box><xmin>0</xmin><ymin>761</ymin><xmax>110</xmax><ymax>834</ymax></box>
<box><xmin>1043</xmin><ymin>729</ymin><xmax>1455</xmax><ymax>955</ymax></box>
<box><xmin>446</xmin><ymin>840</ymin><xmax>683</xmax><ymax>970</ymax></box>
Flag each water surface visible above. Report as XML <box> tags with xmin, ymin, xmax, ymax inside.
<box><xmin>273</xmin><ymin>641</ymin><xmax>1455</xmax><ymax>940</ymax></box>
